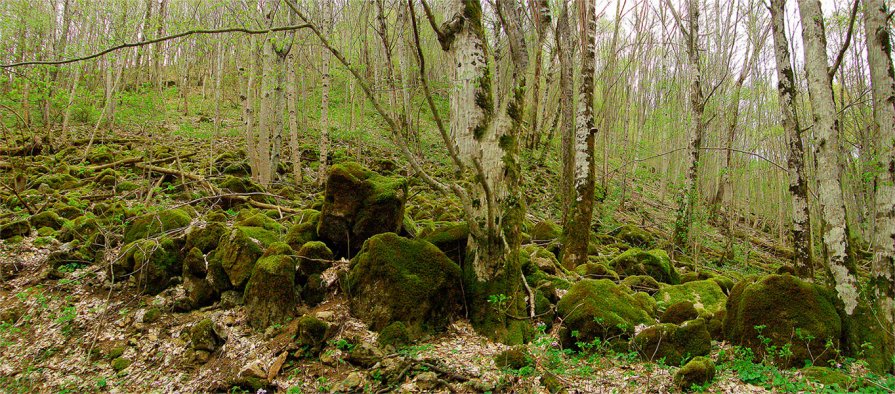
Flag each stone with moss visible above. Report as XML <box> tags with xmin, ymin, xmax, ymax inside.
<box><xmin>520</xmin><ymin>244</ymin><xmax>563</xmax><ymax>276</ymax></box>
<box><xmin>244</xmin><ymin>245</ymin><xmax>296</xmax><ymax>330</ymax></box>
<box><xmin>191</xmin><ymin>318</ymin><xmax>222</xmax><ymax>352</ymax></box>
<box><xmin>574</xmin><ymin>262</ymin><xmax>619</xmax><ymax>281</ymax></box>
<box><xmin>654</xmin><ymin>280</ymin><xmax>726</xmax><ymax>316</ymax></box>
<box><xmin>296</xmin><ymin>315</ymin><xmax>330</xmax><ymax>355</ymax></box>
<box><xmin>236</xmin><ymin>225</ymin><xmax>279</xmax><ymax>247</ymax></box>
<box><xmin>211</xmin><ymin>227</ymin><xmax>264</xmax><ymax>289</ymax></box>
<box><xmin>35</xmin><ymin>173</ymin><xmax>79</xmax><ymax>189</ymax></box>
<box><xmin>116</xmin><ymin>238</ymin><xmax>182</xmax><ymax>294</ymax></box>
<box><xmin>609</xmin><ymin>248</ymin><xmax>679</xmax><ymax>284</ymax></box>
<box><xmin>422</xmin><ymin>222</ymin><xmax>469</xmax><ymax>265</ymax></box>
<box><xmin>660</xmin><ymin>301</ymin><xmax>699</xmax><ymax>325</ymax></box>
<box><xmin>95</xmin><ymin>168</ymin><xmax>118</xmax><ymax>186</ymax></box>
<box><xmin>633</xmin><ymin>319</ymin><xmax>711</xmax><ymax>366</ymax></box>
<box><xmin>29</xmin><ymin>211</ymin><xmax>64</xmax><ymax>230</ymax></box>
<box><xmin>724</xmin><ymin>274</ymin><xmax>841</xmax><ymax>368</ymax></box>
<box><xmin>52</xmin><ymin>203</ymin><xmax>82</xmax><ymax>219</ymax></box>
<box><xmin>556</xmin><ymin>279</ymin><xmax>654</xmax><ymax>349</ymax></box>
<box><xmin>621</xmin><ymin>275</ymin><xmax>661</xmax><ymax>295</ymax></box>
<box><xmin>111</xmin><ymin>357</ymin><xmax>132</xmax><ymax>372</ymax></box>
<box><xmin>317</xmin><ymin>162</ymin><xmax>408</xmax><ymax>256</ymax></box>
<box><xmin>530</xmin><ymin>220</ymin><xmax>561</xmax><ymax>242</ymax></box>
<box><xmin>217</xmin><ymin>176</ymin><xmax>263</xmax><ymax>194</ymax></box>
<box><xmin>301</xmin><ymin>274</ymin><xmax>326</xmax><ymax>307</ymax></box>
<box><xmin>494</xmin><ymin>346</ymin><xmax>532</xmax><ymax>370</ymax></box>
<box><xmin>237</xmin><ymin>213</ymin><xmax>285</xmax><ymax>232</ymax></box>
<box><xmin>284</xmin><ymin>210</ymin><xmax>320</xmax><ymax>250</ymax></box>
<box><xmin>0</xmin><ymin>219</ymin><xmax>30</xmax><ymax>239</ymax></box>
<box><xmin>673</xmin><ymin>356</ymin><xmax>715</xmax><ymax>391</ymax></box>
<box><xmin>185</xmin><ymin>222</ymin><xmax>227</xmax><ymax>254</ymax></box>
<box><xmin>87</xmin><ymin>146</ymin><xmax>114</xmax><ymax>164</ymax></box>
<box><xmin>800</xmin><ymin>366</ymin><xmax>851</xmax><ymax>387</ymax></box>
<box><xmin>123</xmin><ymin>208</ymin><xmax>192</xmax><ymax>244</ymax></box>
<box><xmin>345</xmin><ymin>233</ymin><xmax>462</xmax><ymax>339</ymax></box>
<box><xmin>378</xmin><ymin>321</ymin><xmax>411</xmax><ymax>349</ymax></box>
<box><xmin>611</xmin><ymin>224</ymin><xmax>653</xmax><ymax>248</ymax></box>
<box><xmin>296</xmin><ymin>241</ymin><xmax>333</xmax><ymax>282</ymax></box>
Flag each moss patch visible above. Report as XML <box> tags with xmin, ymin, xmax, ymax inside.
<box><xmin>609</xmin><ymin>248</ymin><xmax>679</xmax><ymax>284</ymax></box>
<box><xmin>123</xmin><ymin>208</ymin><xmax>191</xmax><ymax>244</ymax></box>
<box><xmin>633</xmin><ymin>319</ymin><xmax>712</xmax><ymax>366</ymax></box>
<box><xmin>556</xmin><ymin>279</ymin><xmax>654</xmax><ymax>349</ymax></box>
<box><xmin>654</xmin><ymin>280</ymin><xmax>727</xmax><ymax>315</ymax></box>
<box><xmin>674</xmin><ymin>356</ymin><xmax>715</xmax><ymax>391</ymax></box>
<box><xmin>244</xmin><ymin>251</ymin><xmax>296</xmax><ymax>330</ymax></box>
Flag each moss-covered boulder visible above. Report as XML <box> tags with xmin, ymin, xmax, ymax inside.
<box><xmin>673</xmin><ymin>356</ymin><xmax>715</xmax><ymax>391</ymax></box>
<box><xmin>494</xmin><ymin>346</ymin><xmax>533</xmax><ymax>370</ymax></box>
<box><xmin>800</xmin><ymin>366</ymin><xmax>852</xmax><ymax>388</ymax></box>
<box><xmin>611</xmin><ymin>224</ymin><xmax>653</xmax><ymax>248</ymax></box>
<box><xmin>421</xmin><ymin>222</ymin><xmax>469</xmax><ymax>266</ymax></box>
<box><xmin>556</xmin><ymin>279</ymin><xmax>654</xmax><ymax>349</ymax></box>
<box><xmin>660</xmin><ymin>301</ymin><xmax>699</xmax><ymax>325</ymax></box>
<box><xmin>574</xmin><ymin>262</ymin><xmax>619</xmax><ymax>281</ymax></box>
<box><xmin>621</xmin><ymin>275</ymin><xmax>661</xmax><ymax>295</ymax></box>
<box><xmin>116</xmin><ymin>238</ymin><xmax>181</xmax><ymax>294</ymax></box>
<box><xmin>34</xmin><ymin>173</ymin><xmax>79</xmax><ymax>189</ymax></box>
<box><xmin>344</xmin><ymin>233</ymin><xmax>461</xmax><ymax>339</ymax></box>
<box><xmin>237</xmin><ymin>213</ymin><xmax>285</xmax><ymax>232</ymax></box>
<box><xmin>284</xmin><ymin>209</ymin><xmax>320</xmax><ymax>250</ymax></box>
<box><xmin>123</xmin><ymin>208</ymin><xmax>192</xmax><ymax>244</ymax></box>
<box><xmin>244</xmin><ymin>244</ymin><xmax>296</xmax><ymax>329</ymax></box>
<box><xmin>317</xmin><ymin>162</ymin><xmax>408</xmax><ymax>256</ymax></box>
<box><xmin>633</xmin><ymin>319</ymin><xmax>711</xmax><ymax>366</ymax></box>
<box><xmin>520</xmin><ymin>244</ymin><xmax>563</xmax><ymax>276</ymax></box>
<box><xmin>377</xmin><ymin>321</ymin><xmax>411</xmax><ymax>349</ymax></box>
<box><xmin>654</xmin><ymin>280</ymin><xmax>727</xmax><ymax>315</ymax></box>
<box><xmin>218</xmin><ymin>176</ymin><xmax>263</xmax><ymax>194</ymax></box>
<box><xmin>0</xmin><ymin>219</ymin><xmax>30</xmax><ymax>239</ymax></box>
<box><xmin>296</xmin><ymin>241</ymin><xmax>333</xmax><ymax>283</ymax></box>
<box><xmin>175</xmin><ymin>247</ymin><xmax>217</xmax><ymax>312</ymax></box>
<box><xmin>530</xmin><ymin>220</ymin><xmax>561</xmax><ymax>242</ymax></box>
<box><xmin>29</xmin><ymin>211</ymin><xmax>64</xmax><ymax>230</ymax></box>
<box><xmin>210</xmin><ymin>227</ymin><xmax>265</xmax><ymax>289</ymax></box>
<box><xmin>58</xmin><ymin>215</ymin><xmax>99</xmax><ymax>243</ymax></box>
<box><xmin>184</xmin><ymin>221</ymin><xmax>227</xmax><ymax>254</ymax></box>
<box><xmin>191</xmin><ymin>318</ymin><xmax>223</xmax><ymax>352</ymax></box>
<box><xmin>301</xmin><ymin>274</ymin><xmax>327</xmax><ymax>307</ymax></box>
<box><xmin>724</xmin><ymin>274</ymin><xmax>841</xmax><ymax>368</ymax></box>
<box><xmin>609</xmin><ymin>248</ymin><xmax>679</xmax><ymax>284</ymax></box>
<box><xmin>295</xmin><ymin>315</ymin><xmax>331</xmax><ymax>355</ymax></box>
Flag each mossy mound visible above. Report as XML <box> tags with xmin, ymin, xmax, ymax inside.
<box><xmin>344</xmin><ymin>233</ymin><xmax>462</xmax><ymax>339</ymax></box>
<box><xmin>611</xmin><ymin>224</ymin><xmax>653</xmax><ymax>248</ymax></box>
<box><xmin>184</xmin><ymin>221</ymin><xmax>227</xmax><ymax>254</ymax></box>
<box><xmin>210</xmin><ymin>227</ymin><xmax>264</xmax><ymax>289</ymax></box>
<box><xmin>284</xmin><ymin>209</ymin><xmax>320</xmax><ymax>250</ymax></box>
<box><xmin>556</xmin><ymin>279</ymin><xmax>654</xmax><ymax>349</ymax></box>
<box><xmin>301</xmin><ymin>274</ymin><xmax>327</xmax><ymax>307</ymax></box>
<box><xmin>190</xmin><ymin>318</ymin><xmax>223</xmax><ymax>352</ymax></box>
<box><xmin>724</xmin><ymin>274</ymin><xmax>841</xmax><ymax>368</ymax></box>
<box><xmin>494</xmin><ymin>346</ymin><xmax>533</xmax><ymax>370</ymax></box>
<box><xmin>296</xmin><ymin>315</ymin><xmax>331</xmax><ymax>355</ymax></box>
<box><xmin>29</xmin><ymin>211</ymin><xmax>64</xmax><ymax>230</ymax></box>
<box><xmin>237</xmin><ymin>213</ymin><xmax>285</xmax><ymax>232</ymax></box>
<box><xmin>609</xmin><ymin>248</ymin><xmax>679</xmax><ymax>284</ymax></box>
<box><xmin>58</xmin><ymin>215</ymin><xmax>99</xmax><ymax>243</ymax></box>
<box><xmin>800</xmin><ymin>366</ymin><xmax>852</xmax><ymax>388</ymax></box>
<box><xmin>673</xmin><ymin>356</ymin><xmax>715</xmax><ymax>391</ymax></box>
<box><xmin>377</xmin><ymin>321</ymin><xmax>411</xmax><ymax>349</ymax></box>
<box><xmin>317</xmin><ymin>162</ymin><xmax>408</xmax><ymax>256</ymax></box>
<box><xmin>530</xmin><ymin>220</ymin><xmax>561</xmax><ymax>242</ymax></box>
<box><xmin>520</xmin><ymin>244</ymin><xmax>562</xmax><ymax>276</ymax></box>
<box><xmin>244</xmin><ymin>245</ymin><xmax>296</xmax><ymax>329</ymax></box>
<box><xmin>574</xmin><ymin>262</ymin><xmax>619</xmax><ymax>281</ymax></box>
<box><xmin>111</xmin><ymin>357</ymin><xmax>132</xmax><ymax>371</ymax></box>
<box><xmin>660</xmin><ymin>301</ymin><xmax>699</xmax><ymax>325</ymax></box>
<box><xmin>34</xmin><ymin>173</ymin><xmax>79</xmax><ymax>189</ymax></box>
<box><xmin>633</xmin><ymin>319</ymin><xmax>711</xmax><ymax>366</ymax></box>
<box><xmin>117</xmin><ymin>238</ymin><xmax>182</xmax><ymax>294</ymax></box>
<box><xmin>123</xmin><ymin>208</ymin><xmax>192</xmax><ymax>244</ymax></box>
<box><xmin>421</xmin><ymin>222</ymin><xmax>469</xmax><ymax>266</ymax></box>
<box><xmin>296</xmin><ymin>241</ymin><xmax>333</xmax><ymax>282</ymax></box>
<box><xmin>218</xmin><ymin>176</ymin><xmax>263</xmax><ymax>194</ymax></box>
<box><xmin>654</xmin><ymin>280</ymin><xmax>727</xmax><ymax>315</ymax></box>
<box><xmin>621</xmin><ymin>275</ymin><xmax>661</xmax><ymax>295</ymax></box>
<box><xmin>0</xmin><ymin>219</ymin><xmax>30</xmax><ymax>239</ymax></box>
<box><xmin>86</xmin><ymin>145</ymin><xmax>114</xmax><ymax>164</ymax></box>
<box><xmin>176</xmin><ymin>248</ymin><xmax>217</xmax><ymax>312</ymax></box>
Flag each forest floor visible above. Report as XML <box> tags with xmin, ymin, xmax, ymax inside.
<box><xmin>0</xmin><ymin>113</ymin><xmax>890</xmax><ymax>393</ymax></box>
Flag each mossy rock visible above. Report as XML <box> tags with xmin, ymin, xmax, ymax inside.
<box><xmin>237</xmin><ymin>213</ymin><xmax>285</xmax><ymax>232</ymax></box>
<box><xmin>218</xmin><ymin>176</ymin><xmax>264</xmax><ymax>194</ymax></box>
<box><xmin>556</xmin><ymin>279</ymin><xmax>654</xmax><ymax>349</ymax></box>
<box><xmin>377</xmin><ymin>321</ymin><xmax>411</xmax><ymax>349</ymax></box>
<box><xmin>123</xmin><ymin>208</ymin><xmax>192</xmax><ymax>244</ymax></box>
<box><xmin>58</xmin><ymin>215</ymin><xmax>99</xmax><ymax>243</ymax></box>
<box><xmin>494</xmin><ymin>346</ymin><xmax>532</xmax><ymax>370</ymax></box>
<box><xmin>244</xmin><ymin>246</ymin><xmax>296</xmax><ymax>330</ymax></box>
<box><xmin>710</xmin><ymin>276</ymin><xmax>735</xmax><ymax>294</ymax></box>
<box><xmin>609</xmin><ymin>248</ymin><xmax>679</xmax><ymax>284</ymax></box>
<box><xmin>178</xmin><ymin>250</ymin><xmax>217</xmax><ymax>311</ymax></box>
<box><xmin>117</xmin><ymin>181</ymin><xmax>141</xmax><ymax>192</ymax></box>
<box><xmin>284</xmin><ymin>210</ymin><xmax>320</xmax><ymax>250</ymax></box>
<box><xmin>296</xmin><ymin>315</ymin><xmax>330</xmax><ymax>355</ymax></box>
<box><xmin>0</xmin><ymin>219</ymin><xmax>30</xmax><ymax>239</ymax></box>
<box><xmin>530</xmin><ymin>220</ymin><xmax>561</xmax><ymax>242</ymax></box>
<box><xmin>673</xmin><ymin>356</ymin><xmax>715</xmax><ymax>391</ymax></box>
<box><xmin>800</xmin><ymin>366</ymin><xmax>851</xmax><ymax>388</ymax></box>
<box><xmin>632</xmin><ymin>291</ymin><xmax>658</xmax><ymax>317</ymax></box>
<box><xmin>297</xmin><ymin>241</ymin><xmax>333</xmax><ymax>282</ymax></box>
<box><xmin>633</xmin><ymin>319</ymin><xmax>711</xmax><ymax>366</ymax></box>
<box><xmin>184</xmin><ymin>222</ymin><xmax>227</xmax><ymax>254</ymax></box>
<box><xmin>611</xmin><ymin>224</ymin><xmax>653</xmax><ymax>248</ymax></box>
<box><xmin>53</xmin><ymin>203</ymin><xmax>83</xmax><ymax>219</ymax></box>
<box><xmin>95</xmin><ymin>168</ymin><xmax>118</xmax><ymax>186</ymax></box>
<box><xmin>724</xmin><ymin>274</ymin><xmax>841</xmax><ymax>368</ymax></box>
<box><xmin>317</xmin><ymin>162</ymin><xmax>408</xmax><ymax>256</ymax></box>
<box><xmin>654</xmin><ymin>280</ymin><xmax>727</xmax><ymax>315</ymax></box>
<box><xmin>236</xmin><ymin>226</ymin><xmax>279</xmax><ymax>246</ymax></box>
<box><xmin>347</xmin><ymin>342</ymin><xmax>386</xmax><ymax>368</ymax></box>
<box><xmin>574</xmin><ymin>262</ymin><xmax>619</xmax><ymax>281</ymax></box>
<box><xmin>421</xmin><ymin>222</ymin><xmax>469</xmax><ymax>266</ymax></box>
<box><xmin>345</xmin><ymin>233</ymin><xmax>462</xmax><ymax>339</ymax></box>
<box><xmin>111</xmin><ymin>357</ymin><xmax>132</xmax><ymax>372</ymax></box>
<box><xmin>520</xmin><ymin>244</ymin><xmax>562</xmax><ymax>276</ymax></box>
<box><xmin>29</xmin><ymin>211</ymin><xmax>64</xmax><ymax>230</ymax></box>
<box><xmin>87</xmin><ymin>146</ymin><xmax>114</xmax><ymax>164</ymax></box>
<box><xmin>211</xmin><ymin>227</ymin><xmax>265</xmax><ymax>289</ymax></box>
<box><xmin>143</xmin><ymin>307</ymin><xmax>161</xmax><ymax>323</ymax></box>
<box><xmin>621</xmin><ymin>275</ymin><xmax>661</xmax><ymax>295</ymax></box>
<box><xmin>660</xmin><ymin>301</ymin><xmax>699</xmax><ymax>325</ymax></box>
<box><xmin>117</xmin><ymin>238</ymin><xmax>182</xmax><ymax>294</ymax></box>
<box><xmin>190</xmin><ymin>318</ymin><xmax>222</xmax><ymax>352</ymax></box>
<box><xmin>34</xmin><ymin>173</ymin><xmax>79</xmax><ymax>189</ymax></box>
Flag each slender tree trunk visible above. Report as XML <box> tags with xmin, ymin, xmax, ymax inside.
<box><xmin>61</xmin><ymin>65</ymin><xmax>81</xmax><ymax>141</ymax></box>
<box><xmin>863</xmin><ymin>0</ymin><xmax>895</xmax><ymax>368</ymax></box>
<box><xmin>562</xmin><ymin>0</ymin><xmax>597</xmax><ymax>270</ymax></box>
<box><xmin>287</xmin><ymin>42</ymin><xmax>302</xmax><ymax>186</ymax></box>
<box><xmin>214</xmin><ymin>36</ymin><xmax>224</xmax><ymax>132</ymax></box>
<box><xmin>526</xmin><ymin>0</ymin><xmax>551</xmax><ymax>149</ymax></box>
<box><xmin>154</xmin><ymin>0</ymin><xmax>168</xmax><ymax>91</ymax></box>
<box><xmin>557</xmin><ymin>1</ymin><xmax>575</xmax><ymax>224</ymax></box>
<box><xmin>770</xmin><ymin>0</ymin><xmax>813</xmax><ymax>277</ymax></box>
<box><xmin>317</xmin><ymin>1</ymin><xmax>332</xmax><ymax>186</ymax></box>
<box><xmin>797</xmin><ymin>0</ymin><xmax>860</xmax><ymax>314</ymax></box>
<box><xmin>243</xmin><ymin>37</ymin><xmax>259</xmax><ymax>180</ymax></box>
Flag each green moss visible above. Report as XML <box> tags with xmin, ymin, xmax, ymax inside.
<box><xmin>610</xmin><ymin>248</ymin><xmax>680</xmax><ymax>284</ymax></box>
<box><xmin>185</xmin><ymin>221</ymin><xmax>227</xmax><ymax>253</ymax></box>
<box><xmin>377</xmin><ymin>321</ymin><xmax>411</xmax><ymax>349</ymax></box>
<box><xmin>29</xmin><ymin>211</ymin><xmax>64</xmax><ymax>230</ymax></box>
<box><xmin>212</xmin><ymin>228</ymin><xmax>264</xmax><ymax>289</ymax></box>
<box><xmin>612</xmin><ymin>224</ymin><xmax>653</xmax><ymax>247</ymax></box>
<box><xmin>621</xmin><ymin>275</ymin><xmax>661</xmax><ymax>295</ymax></box>
<box><xmin>244</xmin><ymin>254</ymin><xmax>296</xmax><ymax>329</ymax></box>
<box><xmin>674</xmin><ymin>356</ymin><xmax>715</xmax><ymax>391</ymax></box>
<box><xmin>111</xmin><ymin>357</ymin><xmax>131</xmax><ymax>371</ymax></box>
<box><xmin>530</xmin><ymin>220</ymin><xmax>561</xmax><ymax>241</ymax></box>
<box><xmin>117</xmin><ymin>238</ymin><xmax>181</xmax><ymax>294</ymax></box>
<box><xmin>654</xmin><ymin>280</ymin><xmax>727</xmax><ymax>315</ymax></box>
<box><xmin>422</xmin><ymin>222</ymin><xmax>469</xmax><ymax>265</ymax></box>
<box><xmin>574</xmin><ymin>262</ymin><xmax>619</xmax><ymax>281</ymax></box>
<box><xmin>236</xmin><ymin>226</ymin><xmax>279</xmax><ymax>247</ymax></box>
<box><xmin>117</xmin><ymin>181</ymin><xmax>140</xmax><ymax>192</ymax></box>
<box><xmin>123</xmin><ymin>208</ymin><xmax>191</xmax><ymax>244</ymax></box>
<box><xmin>660</xmin><ymin>301</ymin><xmax>699</xmax><ymax>325</ymax></box>
<box><xmin>285</xmin><ymin>222</ymin><xmax>319</xmax><ymax>250</ymax></box>
<box><xmin>345</xmin><ymin>233</ymin><xmax>462</xmax><ymax>339</ymax></box>
<box><xmin>218</xmin><ymin>176</ymin><xmax>263</xmax><ymax>194</ymax></box>
<box><xmin>238</xmin><ymin>213</ymin><xmax>285</xmax><ymax>232</ymax></box>
<box><xmin>800</xmin><ymin>366</ymin><xmax>851</xmax><ymax>387</ymax></box>
<box><xmin>494</xmin><ymin>346</ymin><xmax>532</xmax><ymax>370</ymax></box>
<box><xmin>143</xmin><ymin>307</ymin><xmax>162</xmax><ymax>323</ymax></box>
<box><xmin>35</xmin><ymin>173</ymin><xmax>79</xmax><ymax>189</ymax></box>
<box><xmin>87</xmin><ymin>145</ymin><xmax>114</xmax><ymax>164</ymax></box>
<box><xmin>296</xmin><ymin>315</ymin><xmax>330</xmax><ymax>355</ymax></box>
<box><xmin>556</xmin><ymin>279</ymin><xmax>654</xmax><ymax>349</ymax></box>
<box><xmin>262</xmin><ymin>241</ymin><xmax>293</xmax><ymax>257</ymax></box>
<box><xmin>107</xmin><ymin>346</ymin><xmax>125</xmax><ymax>359</ymax></box>
<box><xmin>190</xmin><ymin>318</ymin><xmax>221</xmax><ymax>352</ymax></box>
<box><xmin>633</xmin><ymin>319</ymin><xmax>711</xmax><ymax>365</ymax></box>
<box><xmin>0</xmin><ymin>219</ymin><xmax>30</xmax><ymax>239</ymax></box>
<box><xmin>297</xmin><ymin>241</ymin><xmax>333</xmax><ymax>280</ymax></box>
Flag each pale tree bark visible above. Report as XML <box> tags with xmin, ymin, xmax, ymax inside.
<box><xmin>256</xmin><ymin>0</ymin><xmax>293</xmax><ymax>187</ymax></box>
<box><xmin>557</xmin><ymin>0</ymin><xmax>575</xmax><ymax>223</ymax></box>
<box><xmin>287</xmin><ymin>40</ymin><xmax>302</xmax><ymax>186</ymax></box>
<box><xmin>863</xmin><ymin>0</ymin><xmax>895</xmax><ymax>364</ymax></box>
<box><xmin>317</xmin><ymin>1</ymin><xmax>332</xmax><ymax>186</ymax></box>
<box><xmin>526</xmin><ymin>0</ymin><xmax>551</xmax><ymax>149</ymax></box>
<box><xmin>562</xmin><ymin>0</ymin><xmax>597</xmax><ymax>270</ymax></box>
<box><xmin>154</xmin><ymin>0</ymin><xmax>168</xmax><ymax>91</ymax></box>
<box><xmin>243</xmin><ymin>36</ymin><xmax>259</xmax><ymax>179</ymax></box>
<box><xmin>797</xmin><ymin>0</ymin><xmax>860</xmax><ymax>314</ymax></box>
<box><xmin>213</xmin><ymin>26</ymin><xmax>224</xmax><ymax>133</ymax></box>
<box><xmin>61</xmin><ymin>65</ymin><xmax>81</xmax><ymax>140</ymax></box>
<box><xmin>770</xmin><ymin>0</ymin><xmax>813</xmax><ymax>278</ymax></box>
<box><xmin>671</xmin><ymin>0</ymin><xmax>707</xmax><ymax>255</ymax></box>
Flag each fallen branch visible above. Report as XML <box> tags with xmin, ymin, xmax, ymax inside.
<box><xmin>89</xmin><ymin>152</ymin><xmax>197</xmax><ymax>171</ymax></box>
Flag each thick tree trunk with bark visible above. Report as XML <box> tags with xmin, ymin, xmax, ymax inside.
<box><xmin>797</xmin><ymin>0</ymin><xmax>860</xmax><ymax>314</ymax></box>
<box><xmin>557</xmin><ymin>1</ymin><xmax>575</xmax><ymax>223</ymax></box>
<box><xmin>770</xmin><ymin>0</ymin><xmax>813</xmax><ymax>277</ymax></box>
<box><xmin>317</xmin><ymin>1</ymin><xmax>332</xmax><ymax>187</ymax></box>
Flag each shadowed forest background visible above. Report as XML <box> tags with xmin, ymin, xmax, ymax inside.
<box><xmin>0</xmin><ymin>0</ymin><xmax>894</xmax><ymax>392</ymax></box>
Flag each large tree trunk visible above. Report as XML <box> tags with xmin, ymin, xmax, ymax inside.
<box><xmin>557</xmin><ymin>1</ymin><xmax>575</xmax><ymax>224</ymax></box>
<box><xmin>770</xmin><ymin>0</ymin><xmax>812</xmax><ymax>277</ymax></box>
<box><xmin>863</xmin><ymin>0</ymin><xmax>895</xmax><ymax>368</ymax></box>
<box><xmin>526</xmin><ymin>0</ymin><xmax>551</xmax><ymax>149</ymax></box>
<box><xmin>317</xmin><ymin>1</ymin><xmax>332</xmax><ymax>187</ymax></box>
<box><xmin>797</xmin><ymin>0</ymin><xmax>860</xmax><ymax>314</ymax></box>
<box><xmin>562</xmin><ymin>0</ymin><xmax>597</xmax><ymax>270</ymax></box>
<box><xmin>672</xmin><ymin>0</ymin><xmax>707</xmax><ymax>255</ymax></box>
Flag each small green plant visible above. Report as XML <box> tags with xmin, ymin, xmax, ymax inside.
<box><xmin>330</xmin><ymin>338</ymin><xmax>355</xmax><ymax>352</ymax></box>
<box><xmin>487</xmin><ymin>293</ymin><xmax>511</xmax><ymax>322</ymax></box>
